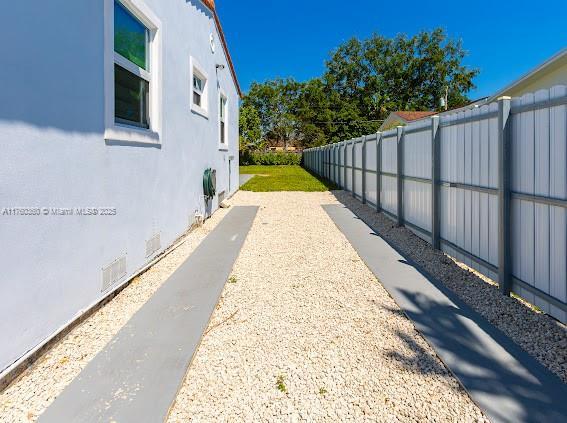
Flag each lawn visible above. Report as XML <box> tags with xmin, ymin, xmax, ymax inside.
<box><xmin>240</xmin><ymin>165</ymin><xmax>335</xmax><ymax>192</ymax></box>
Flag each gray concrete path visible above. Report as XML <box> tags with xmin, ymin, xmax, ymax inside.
<box><xmin>39</xmin><ymin>206</ymin><xmax>258</xmax><ymax>423</ymax></box>
<box><xmin>323</xmin><ymin>204</ymin><xmax>567</xmax><ymax>423</ymax></box>
<box><xmin>239</xmin><ymin>174</ymin><xmax>255</xmax><ymax>186</ymax></box>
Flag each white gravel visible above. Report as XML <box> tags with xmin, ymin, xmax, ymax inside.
<box><xmin>0</xmin><ymin>190</ymin><xmax>492</xmax><ymax>422</ymax></box>
<box><xmin>333</xmin><ymin>190</ymin><xmax>567</xmax><ymax>384</ymax></box>
<box><xmin>167</xmin><ymin>191</ymin><xmax>486</xmax><ymax>422</ymax></box>
<box><xmin>0</xmin><ymin>206</ymin><xmax>231</xmax><ymax>422</ymax></box>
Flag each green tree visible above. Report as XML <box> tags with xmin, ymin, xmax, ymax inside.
<box><xmin>325</xmin><ymin>29</ymin><xmax>479</xmax><ymax>122</ymax></box>
<box><xmin>243</xmin><ymin>79</ymin><xmax>300</xmax><ymax>151</ymax></box>
<box><xmin>241</xmin><ymin>28</ymin><xmax>478</xmax><ymax>149</ymax></box>
<box><xmin>239</xmin><ymin>104</ymin><xmax>263</xmax><ymax>152</ymax></box>
<box><xmin>292</xmin><ymin>79</ymin><xmax>331</xmax><ymax>147</ymax></box>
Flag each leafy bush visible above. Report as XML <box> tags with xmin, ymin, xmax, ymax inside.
<box><xmin>240</xmin><ymin>151</ymin><xmax>301</xmax><ymax>166</ymax></box>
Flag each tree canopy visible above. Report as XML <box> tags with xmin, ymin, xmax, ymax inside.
<box><xmin>240</xmin><ymin>28</ymin><xmax>479</xmax><ymax>150</ymax></box>
<box><xmin>239</xmin><ymin>104</ymin><xmax>263</xmax><ymax>151</ymax></box>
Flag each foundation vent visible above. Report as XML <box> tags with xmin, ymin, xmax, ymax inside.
<box><xmin>218</xmin><ymin>190</ymin><xmax>226</xmax><ymax>204</ymax></box>
<box><xmin>145</xmin><ymin>233</ymin><xmax>161</xmax><ymax>258</ymax></box>
<box><xmin>102</xmin><ymin>256</ymin><xmax>127</xmax><ymax>292</ymax></box>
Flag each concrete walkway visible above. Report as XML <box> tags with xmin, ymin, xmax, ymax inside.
<box><xmin>38</xmin><ymin>206</ymin><xmax>258</xmax><ymax>423</ymax></box>
<box><xmin>239</xmin><ymin>174</ymin><xmax>255</xmax><ymax>186</ymax></box>
<box><xmin>3</xmin><ymin>192</ymin><xmax>564</xmax><ymax>422</ymax></box>
<box><xmin>167</xmin><ymin>192</ymin><xmax>485</xmax><ymax>421</ymax></box>
<box><xmin>324</xmin><ymin>204</ymin><xmax>567</xmax><ymax>423</ymax></box>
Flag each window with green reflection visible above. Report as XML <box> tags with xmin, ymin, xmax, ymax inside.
<box><xmin>114</xmin><ymin>1</ymin><xmax>148</xmax><ymax>70</ymax></box>
<box><xmin>115</xmin><ymin>65</ymin><xmax>149</xmax><ymax>129</ymax></box>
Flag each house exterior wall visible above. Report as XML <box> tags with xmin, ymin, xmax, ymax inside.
<box><xmin>496</xmin><ymin>54</ymin><xmax>567</xmax><ymax>99</ymax></box>
<box><xmin>0</xmin><ymin>0</ymin><xmax>239</xmax><ymax>374</ymax></box>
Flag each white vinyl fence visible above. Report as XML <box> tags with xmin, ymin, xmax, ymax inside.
<box><xmin>304</xmin><ymin>86</ymin><xmax>567</xmax><ymax>323</ymax></box>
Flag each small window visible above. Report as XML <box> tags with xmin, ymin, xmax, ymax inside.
<box><xmin>190</xmin><ymin>57</ymin><xmax>208</xmax><ymax>117</ymax></box>
<box><xmin>114</xmin><ymin>1</ymin><xmax>151</xmax><ymax>128</ymax></box>
<box><xmin>193</xmin><ymin>75</ymin><xmax>204</xmax><ymax>107</ymax></box>
<box><xmin>219</xmin><ymin>94</ymin><xmax>227</xmax><ymax>146</ymax></box>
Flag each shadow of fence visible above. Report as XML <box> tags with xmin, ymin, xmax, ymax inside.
<box><xmin>326</xmin><ymin>196</ymin><xmax>567</xmax><ymax>423</ymax></box>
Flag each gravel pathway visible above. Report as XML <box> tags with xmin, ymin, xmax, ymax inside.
<box><xmin>0</xmin><ymin>206</ymin><xmax>232</xmax><ymax>422</ymax></box>
<box><xmin>168</xmin><ymin>191</ymin><xmax>486</xmax><ymax>422</ymax></box>
<box><xmin>1</xmin><ymin>191</ymin><xmax>496</xmax><ymax>422</ymax></box>
<box><xmin>333</xmin><ymin>191</ymin><xmax>567</xmax><ymax>384</ymax></box>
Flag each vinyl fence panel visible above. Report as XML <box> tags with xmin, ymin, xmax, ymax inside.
<box><xmin>380</xmin><ymin>131</ymin><xmax>398</xmax><ymax>217</ymax></box>
<box><xmin>354</xmin><ymin>139</ymin><xmax>363</xmax><ymax>200</ymax></box>
<box><xmin>402</xmin><ymin>121</ymin><xmax>432</xmax><ymax>239</ymax></box>
<box><xmin>303</xmin><ymin>85</ymin><xmax>567</xmax><ymax>323</ymax></box>
<box><xmin>364</xmin><ymin>135</ymin><xmax>378</xmax><ymax>207</ymax></box>
<box><xmin>345</xmin><ymin>141</ymin><xmax>353</xmax><ymax>192</ymax></box>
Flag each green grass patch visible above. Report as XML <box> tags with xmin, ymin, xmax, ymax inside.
<box><xmin>240</xmin><ymin>165</ymin><xmax>335</xmax><ymax>192</ymax></box>
<box><xmin>276</xmin><ymin>374</ymin><xmax>287</xmax><ymax>393</ymax></box>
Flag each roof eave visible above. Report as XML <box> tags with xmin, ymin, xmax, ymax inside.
<box><xmin>201</xmin><ymin>1</ymin><xmax>243</xmax><ymax>98</ymax></box>
<box><xmin>488</xmin><ymin>47</ymin><xmax>567</xmax><ymax>102</ymax></box>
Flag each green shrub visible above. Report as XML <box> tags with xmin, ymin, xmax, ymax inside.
<box><xmin>240</xmin><ymin>151</ymin><xmax>301</xmax><ymax>166</ymax></box>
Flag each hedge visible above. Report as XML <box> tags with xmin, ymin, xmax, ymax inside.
<box><xmin>240</xmin><ymin>151</ymin><xmax>302</xmax><ymax>166</ymax></box>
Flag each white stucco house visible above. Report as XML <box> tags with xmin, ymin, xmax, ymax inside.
<box><xmin>488</xmin><ymin>47</ymin><xmax>567</xmax><ymax>101</ymax></box>
<box><xmin>0</xmin><ymin>0</ymin><xmax>240</xmax><ymax>379</ymax></box>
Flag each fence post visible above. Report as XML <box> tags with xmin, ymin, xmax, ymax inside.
<box><xmin>333</xmin><ymin>145</ymin><xmax>336</xmax><ymax>183</ymax></box>
<box><xmin>329</xmin><ymin>146</ymin><xmax>332</xmax><ymax>180</ymax></box>
<box><xmin>396</xmin><ymin>126</ymin><xmax>404</xmax><ymax>226</ymax></box>
<box><xmin>498</xmin><ymin>96</ymin><xmax>512</xmax><ymax>296</ymax></box>
<box><xmin>352</xmin><ymin>140</ymin><xmax>356</xmax><ymax>197</ymax></box>
<box><xmin>343</xmin><ymin>141</ymin><xmax>347</xmax><ymax>190</ymax></box>
<box><xmin>327</xmin><ymin>146</ymin><xmax>329</xmax><ymax>179</ymax></box>
<box><xmin>313</xmin><ymin>148</ymin><xmax>316</xmax><ymax>173</ymax></box>
<box><xmin>314</xmin><ymin>148</ymin><xmax>317</xmax><ymax>173</ymax></box>
<box><xmin>322</xmin><ymin>146</ymin><xmax>325</xmax><ymax>177</ymax></box>
<box><xmin>337</xmin><ymin>144</ymin><xmax>341</xmax><ymax>187</ymax></box>
<box><xmin>336</xmin><ymin>144</ymin><xmax>339</xmax><ymax>184</ymax></box>
<box><xmin>324</xmin><ymin>146</ymin><xmax>328</xmax><ymax>179</ymax></box>
<box><xmin>431</xmin><ymin>116</ymin><xmax>441</xmax><ymax>249</ymax></box>
<box><xmin>331</xmin><ymin>145</ymin><xmax>334</xmax><ymax>183</ymax></box>
<box><xmin>376</xmin><ymin>132</ymin><xmax>382</xmax><ymax>212</ymax></box>
<box><xmin>362</xmin><ymin>135</ymin><xmax>367</xmax><ymax>203</ymax></box>
<box><xmin>327</xmin><ymin>146</ymin><xmax>330</xmax><ymax>180</ymax></box>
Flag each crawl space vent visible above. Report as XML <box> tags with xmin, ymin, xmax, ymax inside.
<box><xmin>101</xmin><ymin>256</ymin><xmax>127</xmax><ymax>292</ymax></box>
<box><xmin>145</xmin><ymin>233</ymin><xmax>161</xmax><ymax>258</ymax></box>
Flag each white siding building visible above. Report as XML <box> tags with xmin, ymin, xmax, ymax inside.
<box><xmin>0</xmin><ymin>0</ymin><xmax>241</xmax><ymax>377</ymax></box>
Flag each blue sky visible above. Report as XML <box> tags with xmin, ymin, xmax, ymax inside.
<box><xmin>217</xmin><ymin>0</ymin><xmax>567</xmax><ymax>99</ymax></box>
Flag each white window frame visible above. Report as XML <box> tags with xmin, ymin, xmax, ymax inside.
<box><xmin>190</xmin><ymin>56</ymin><xmax>209</xmax><ymax>118</ymax></box>
<box><xmin>104</xmin><ymin>0</ymin><xmax>162</xmax><ymax>145</ymax></box>
<box><xmin>218</xmin><ymin>91</ymin><xmax>228</xmax><ymax>150</ymax></box>
<box><xmin>193</xmin><ymin>74</ymin><xmax>205</xmax><ymax>108</ymax></box>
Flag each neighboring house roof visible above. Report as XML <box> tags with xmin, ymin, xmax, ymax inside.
<box><xmin>379</xmin><ymin>110</ymin><xmax>436</xmax><ymax>131</ymax></box>
<box><xmin>488</xmin><ymin>48</ymin><xmax>567</xmax><ymax>102</ymax></box>
<box><xmin>201</xmin><ymin>0</ymin><xmax>242</xmax><ymax>97</ymax></box>
<box><xmin>394</xmin><ymin>111</ymin><xmax>437</xmax><ymax>121</ymax></box>
<box><xmin>438</xmin><ymin>97</ymin><xmax>489</xmax><ymax>115</ymax></box>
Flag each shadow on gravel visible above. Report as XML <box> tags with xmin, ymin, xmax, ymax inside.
<box><xmin>382</xmin><ymin>290</ymin><xmax>564</xmax><ymax>423</ymax></box>
<box><xmin>329</xmin><ymin>190</ymin><xmax>567</xmax><ymax>423</ymax></box>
